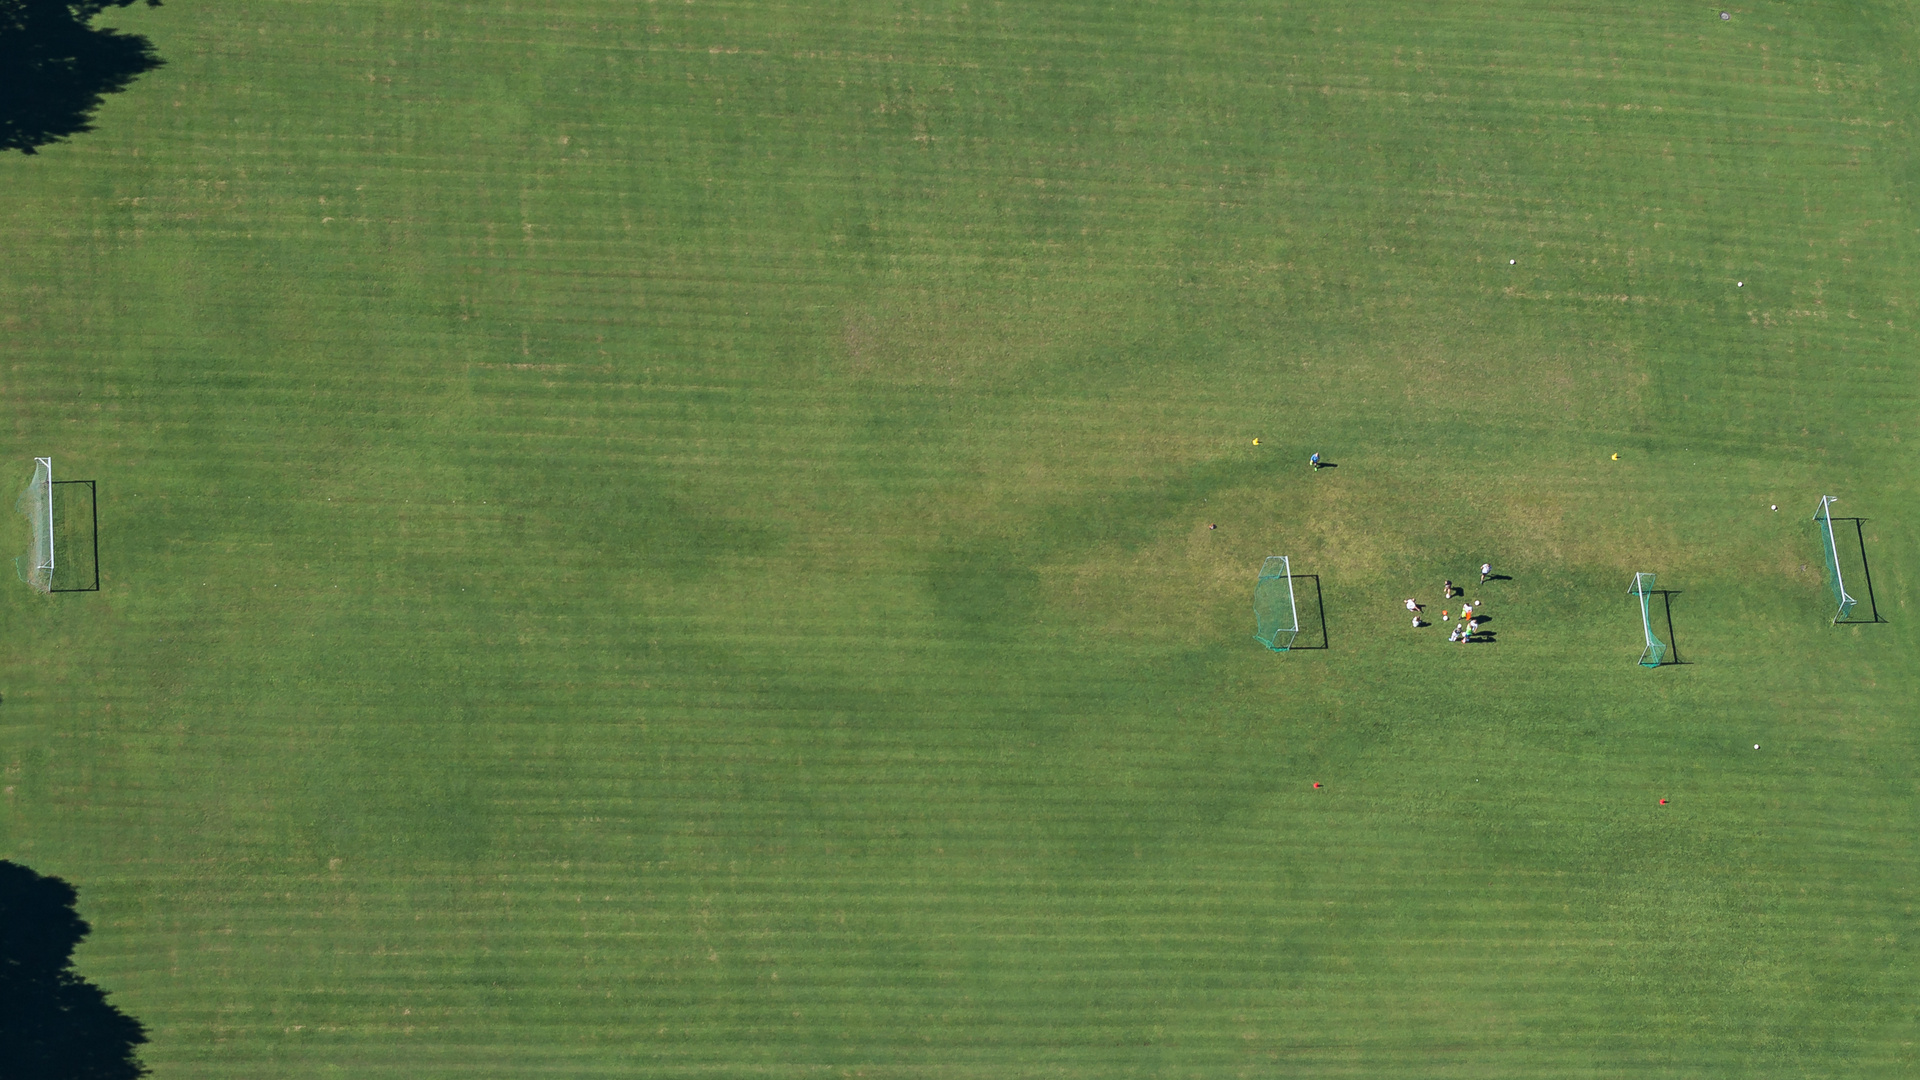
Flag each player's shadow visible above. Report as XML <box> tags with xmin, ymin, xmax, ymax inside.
<box><xmin>0</xmin><ymin>860</ymin><xmax>149</xmax><ymax>1079</ymax></box>
<box><xmin>1310</xmin><ymin>461</ymin><xmax>1338</xmax><ymax>470</ymax></box>
<box><xmin>0</xmin><ymin>1</ymin><xmax>164</xmax><ymax>155</ymax></box>
<box><xmin>1482</xmin><ymin>574</ymin><xmax>1513</xmax><ymax>582</ymax></box>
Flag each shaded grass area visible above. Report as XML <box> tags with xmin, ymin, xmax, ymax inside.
<box><xmin>2</xmin><ymin>0</ymin><xmax>1919</xmax><ymax>1076</ymax></box>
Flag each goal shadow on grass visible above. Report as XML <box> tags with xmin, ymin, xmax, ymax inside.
<box><xmin>1825</xmin><ymin>517</ymin><xmax>1885</xmax><ymax>624</ymax></box>
<box><xmin>1645</xmin><ymin>589</ymin><xmax>1688</xmax><ymax>665</ymax></box>
<box><xmin>1287</xmin><ymin>574</ymin><xmax>1329</xmax><ymax>649</ymax></box>
<box><xmin>48</xmin><ymin>480</ymin><xmax>100</xmax><ymax>593</ymax></box>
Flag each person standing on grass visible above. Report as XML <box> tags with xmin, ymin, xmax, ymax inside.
<box><xmin>1442</xmin><ymin>579</ymin><xmax>1454</xmax><ymax>599</ymax></box>
<box><xmin>1310</xmin><ymin>452</ymin><xmax>1321</xmax><ymax>470</ymax></box>
<box><xmin>1480</xmin><ymin>562</ymin><xmax>1492</xmax><ymax>583</ymax></box>
<box><xmin>1405</xmin><ymin>598</ymin><xmax>1422</xmax><ymax>614</ymax></box>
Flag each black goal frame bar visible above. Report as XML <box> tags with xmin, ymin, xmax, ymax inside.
<box><xmin>48</xmin><ymin>479</ymin><xmax>99</xmax><ymax>593</ymax></box>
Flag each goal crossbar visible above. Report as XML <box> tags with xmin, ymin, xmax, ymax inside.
<box><xmin>1628</xmin><ymin>572</ymin><xmax>1667</xmax><ymax>667</ymax></box>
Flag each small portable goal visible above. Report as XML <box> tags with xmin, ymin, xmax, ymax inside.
<box><xmin>15</xmin><ymin>457</ymin><xmax>53</xmax><ymax>593</ymax></box>
<box><xmin>1628</xmin><ymin>572</ymin><xmax>1668</xmax><ymax>667</ymax></box>
<box><xmin>1253</xmin><ymin>556</ymin><xmax>1301</xmax><ymax>651</ymax></box>
<box><xmin>1813</xmin><ymin>496</ymin><xmax>1858</xmax><ymax>623</ymax></box>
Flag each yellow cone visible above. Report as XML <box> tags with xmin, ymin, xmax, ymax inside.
<box><xmin>1611</xmin><ymin>453</ymin><xmax>1619</xmax><ymax>460</ymax></box>
<box><xmin>1251</xmin><ymin>438</ymin><xmax>1260</xmax><ymax>446</ymax></box>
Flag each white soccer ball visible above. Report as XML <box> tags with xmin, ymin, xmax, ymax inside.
<box><xmin>1754</xmin><ymin>744</ymin><xmax>1760</xmax><ymax>750</ymax></box>
<box><xmin>1509</xmin><ymin>259</ymin><xmax>1516</xmax><ymax>265</ymax></box>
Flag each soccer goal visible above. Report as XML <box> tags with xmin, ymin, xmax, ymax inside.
<box><xmin>1813</xmin><ymin>496</ymin><xmax>1857</xmax><ymax>623</ymax></box>
<box><xmin>1628</xmin><ymin>572</ymin><xmax>1667</xmax><ymax>667</ymax></box>
<box><xmin>1253</xmin><ymin>555</ymin><xmax>1300</xmax><ymax>651</ymax></box>
<box><xmin>15</xmin><ymin>457</ymin><xmax>53</xmax><ymax>593</ymax></box>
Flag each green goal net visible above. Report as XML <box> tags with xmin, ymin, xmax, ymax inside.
<box><xmin>1628</xmin><ymin>572</ymin><xmax>1667</xmax><ymax>667</ymax></box>
<box><xmin>15</xmin><ymin>457</ymin><xmax>52</xmax><ymax>593</ymax></box>
<box><xmin>1253</xmin><ymin>555</ymin><xmax>1300</xmax><ymax>651</ymax></box>
<box><xmin>1814</xmin><ymin>496</ymin><xmax>1857</xmax><ymax>623</ymax></box>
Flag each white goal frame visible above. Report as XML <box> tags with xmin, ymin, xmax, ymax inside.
<box><xmin>16</xmin><ymin>457</ymin><xmax>53</xmax><ymax>592</ymax></box>
<box><xmin>1628</xmin><ymin>572</ymin><xmax>1667</xmax><ymax>667</ymax></box>
<box><xmin>37</xmin><ymin>457</ymin><xmax>53</xmax><ymax>578</ymax></box>
<box><xmin>1254</xmin><ymin>555</ymin><xmax>1301</xmax><ymax>651</ymax></box>
<box><xmin>1814</xmin><ymin>495</ymin><xmax>1857</xmax><ymax>623</ymax></box>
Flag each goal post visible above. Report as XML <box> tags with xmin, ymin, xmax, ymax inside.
<box><xmin>15</xmin><ymin>457</ymin><xmax>52</xmax><ymax>593</ymax></box>
<box><xmin>1813</xmin><ymin>496</ymin><xmax>1857</xmax><ymax>623</ymax></box>
<box><xmin>1628</xmin><ymin>572</ymin><xmax>1667</xmax><ymax>667</ymax></box>
<box><xmin>1253</xmin><ymin>555</ymin><xmax>1300</xmax><ymax>651</ymax></box>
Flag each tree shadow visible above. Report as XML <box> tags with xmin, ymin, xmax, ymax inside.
<box><xmin>0</xmin><ymin>860</ymin><xmax>150</xmax><ymax>1079</ymax></box>
<box><xmin>1</xmin><ymin>1</ymin><xmax>164</xmax><ymax>155</ymax></box>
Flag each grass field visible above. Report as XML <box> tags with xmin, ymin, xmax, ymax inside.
<box><xmin>4</xmin><ymin>0</ymin><xmax>1919</xmax><ymax>1075</ymax></box>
